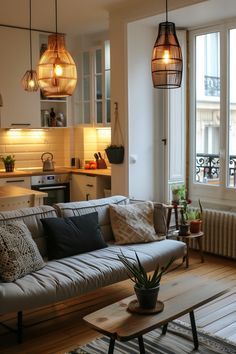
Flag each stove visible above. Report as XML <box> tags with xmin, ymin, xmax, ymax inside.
<box><xmin>31</xmin><ymin>174</ymin><xmax>70</xmax><ymax>205</ymax></box>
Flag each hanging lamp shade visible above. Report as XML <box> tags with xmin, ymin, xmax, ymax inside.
<box><xmin>22</xmin><ymin>70</ymin><xmax>39</xmax><ymax>92</ymax></box>
<box><xmin>37</xmin><ymin>34</ymin><xmax>77</xmax><ymax>97</ymax></box>
<box><xmin>21</xmin><ymin>0</ymin><xmax>39</xmax><ymax>92</ymax></box>
<box><xmin>151</xmin><ymin>21</ymin><xmax>182</xmax><ymax>89</ymax></box>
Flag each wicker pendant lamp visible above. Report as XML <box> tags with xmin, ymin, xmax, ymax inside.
<box><xmin>151</xmin><ymin>0</ymin><xmax>182</xmax><ymax>89</ymax></box>
<box><xmin>37</xmin><ymin>0</ymin><xmax>77</xmax><ymax>98</ymax></box>
<box><xmin>21</xmin><ymin>0</ymin><xmax>39</xmax><ymax>92</ymax></box>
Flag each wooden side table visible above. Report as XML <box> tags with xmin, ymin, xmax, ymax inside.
<box><xmin>166</xmin><ymin>205</ymin><xmax>204</xmax><ymax>268</ymax></box>
<box><xmin>178</xmin><ymin>231</ymin><xmax>204</xmax><ymax>268</ymax></box>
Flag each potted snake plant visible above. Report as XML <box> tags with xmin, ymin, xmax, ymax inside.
<box><xmin>118</xmin><ymin>251</ymin><xmax>174</xmax><ymax>309</ymax></box>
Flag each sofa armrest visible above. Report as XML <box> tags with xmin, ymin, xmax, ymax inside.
<box><xmin>153</xmin><ymin>202</ymin><xmax>168</xmax><ymax>236</ymax></box>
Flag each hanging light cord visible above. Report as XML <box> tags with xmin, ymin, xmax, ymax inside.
<box><xmin>166</xmin><ymin>0</ymin><xmax>168</xmax><ymax>22</ymax></box>
<box><xmin>55</xmin><ymin>0</ymin><xmax>58</xmax><ymax>34</ymax></box>
<box><xmin>55</xmin><ymin>0</ymin><xmax>58</xmax><ymax>51</ymax></box>
<box><xmin>29</xmin><ymin>0</ymin><xmax>33</xmax><ymax>71</ymax></box>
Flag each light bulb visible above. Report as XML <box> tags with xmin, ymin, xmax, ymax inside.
<box><xmin>29</xmin><ymin>79</ymin><xmax>35</xmax><ymax>88</ymax></box>
<box><xmin>163</xmin><ymin>49</ymin><xmax>170</xmax><ymax>64</ymax></box>
<box><xmin>54</xmin><ymin>64</ymin><xmax>63</xmax><ymax>77</ymax></box>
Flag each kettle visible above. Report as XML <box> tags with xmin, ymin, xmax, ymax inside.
<box><xmin>41</xmin><ymin>152</ymin><xmax>55</xmax><ymax>171</ymax></box>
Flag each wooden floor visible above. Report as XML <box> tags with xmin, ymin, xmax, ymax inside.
<box><xmin>0</xmin><ymin>251</ymin><xmax>236</xmax><ymax>354</ymax></box>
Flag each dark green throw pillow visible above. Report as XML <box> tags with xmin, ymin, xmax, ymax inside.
<box><xmin>41</xmin><ymin>212</ymin><xmax>107</xmax><ymax>260</ymax></box>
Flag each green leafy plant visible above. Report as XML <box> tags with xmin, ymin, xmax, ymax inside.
<box><xmin>186</xmin><ymin>199</ymin><xmax>203</xmax><ymax>221</ymax></box>
<box><xmin>171</xmin><ymin>184</ymin><xmax>186</xmax><ymax>202</ymax></box>
<box><xmin>118</xmin><ymin>251</ymin><xmax>174</xmax><ymax>289</ymax></box>
<box><xmin>180</xmin><ymin>199</ymin><xmax>203</xmax><ymax>224</ymax></box>
<box><xmin>1</xmin><ymin>155</ymin><xmax>15</xmax><ymax>164</ymax></box>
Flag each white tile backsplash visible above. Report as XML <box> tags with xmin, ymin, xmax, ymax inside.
<box><xmin>0</xmin><ymin>126</ymin><xmax>111</xmax><ymax>169</ymax></box>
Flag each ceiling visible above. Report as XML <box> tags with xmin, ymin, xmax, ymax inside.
<box><xmin>0</xmin><ymin>0</ymin><xmax>129</xmax><ymax>37</ymax></box>
<box><xmin>0</xmin><ymin>0</ymin><xmax>236</xmax><ymax>38</ymax></box>
<box><xmin>145</xmin><ymin>0</ymin><xmax>236</xmax><ymax>29</ymax></box>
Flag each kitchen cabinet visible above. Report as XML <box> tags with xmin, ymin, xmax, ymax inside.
<box><xmin>0</xmin><ymin>27</ymin><xmax>41</xmax><ymax>128</ymax></box>
<box><xmin>0</xmin><ymin>176</ymin><xmax>31</xmax><ymax>189</ymax></box>
<box><xmin>74</xmin><ymin>40</ymin><xmax>110</xmax><ymax>126</ymax></box>
<box><xmin>71</xmin><ymin>174</ymin><xmax>111</xmax><ymax>201</ymax></box>
<box><xmin>0</xmin><ymin>29</ymin><xmax>71</xmax><ymax>129</ymax></box>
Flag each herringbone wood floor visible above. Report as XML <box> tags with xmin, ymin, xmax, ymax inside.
<box><xmin>0</xmin><ymin>251</ymin><xmax>236</xmax><ymax>354</ymax></box>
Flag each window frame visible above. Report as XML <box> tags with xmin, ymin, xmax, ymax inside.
<box><xmin>189</xmin><ymin>21</ymin><xmax>236</xmax><ymax>209</ymax></box>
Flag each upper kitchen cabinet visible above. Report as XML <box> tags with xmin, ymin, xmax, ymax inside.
<box><xmin>0</xmin><ymin>27</ymin><xmax>41</xmax><ymax>128</ymax></box>
<box><xmin>74</xmin><ymin>40</ymin><xmax>111</xmax><ymax>126</ymax></box>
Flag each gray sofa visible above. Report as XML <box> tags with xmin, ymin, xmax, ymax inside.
<box><xmin>0</xmin><ymin>195</ymin><xmax>186</xmax><ymax>342</ymax></box>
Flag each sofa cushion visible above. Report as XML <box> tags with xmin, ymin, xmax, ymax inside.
<box><xmin>54</xmin><ymin>195</ymin><xmax>129</xmax><ymax>242</ymax></box>
<box><xmin>0</xmin><ymin>205</ymin><xmax>57</xmax><ymax>257</ymax></box>
<box><xmin>109</xmin><ymin>201</ymin><xmax>165</xmax><ymax>244</ymax></box>
<box><xmin>0</xmin><ymin>239</ymin><xmax>186</xmax><ymax>313</ymax></box>
<box><xmin>41</xmin><ymin>212</ymin><xmax>107</xmax><ymax>260</ymax></box>
<box><xmin>0</xmin><ymin>220</ymin><xmax>45</xmax><ymax>282</ymax></box>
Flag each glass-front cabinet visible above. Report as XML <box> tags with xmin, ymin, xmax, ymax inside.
<box><xmin>75</xmin><ymin>40</ymin><xmax>110</xmax><ymax>126</ymax></box>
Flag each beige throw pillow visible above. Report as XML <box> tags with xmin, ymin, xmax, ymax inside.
<box><xmin>109</xmin><ymin>201</ymin><xmax>165</xmax><ymax>244</ymax></box>
<box><xmin>0</xmin><ymin>220</ymin><xmax>45</xmax><ymax>282</ymax></box>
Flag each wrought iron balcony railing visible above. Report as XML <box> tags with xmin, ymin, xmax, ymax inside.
<box><xmin>204</xmin><ymin>75</ymin><xmax>220</xmax><ymax>97</ymax></box>
<box><xmin>196</xmin><ymin>153</ymin><xmax>236</xmax><ymax>186</ymax></box>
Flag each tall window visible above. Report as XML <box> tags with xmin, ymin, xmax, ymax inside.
<box><xmin>190</xmin><ymin>23</ymin><xmax>236</xmax><ymax>205</ymax></box>
<box><xmin>229</xmin><ymin>29</ymin><xmax>236</xmax><ymax>188</ymax></box>
<box><xmin>195</xmin><ymin>32</ymin><xmax>220</xmax><ymax>184</ymax></box>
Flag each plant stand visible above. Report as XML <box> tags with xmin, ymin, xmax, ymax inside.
<box><xmin>166</xmin><ymin>205</ymin><xmax>205</xmax><ymax>267</ymax></box>
<box><xmin>178</xmin><ymin>231</ymin><xmax>204</xmax><ymax>268</ymax></box>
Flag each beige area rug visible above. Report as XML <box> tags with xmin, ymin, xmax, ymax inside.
<box><xmin>67</xmin><ymin>322</ymin><xmax>236</xmax><ymax>353</ymax></box>
<box><xmin>67</xmin><ymin>289</ymin><xmax>236</xmax><ymax>354</ymax></box>
<box><xmin>176</xmin><ymin>289</ymin><xmax>236</xmax><ymax>346</ymax></box>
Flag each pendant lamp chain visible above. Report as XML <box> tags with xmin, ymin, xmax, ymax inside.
<box><xmin>29</xmin><ymin>0</ymin><xmax>32</xmax><ymax>71</ymax></box>
<box><xmin>166</xmin><ymin>0</ymin><xmax>168</xmax><ymax>22</ymax></box>
<box><xmin>21</xmin><ymin>0</ymin><xmax>39</xmax><ymax>92</ymax></box>
<box><xmin>55</xmin><ymin>0</ymin><xmax>58</xmax><ymax>50</ymax></box>
<box><xmin>151</xmin><ymin>0</ymin><xmax>183</xmax><ymax>89</ymax></box>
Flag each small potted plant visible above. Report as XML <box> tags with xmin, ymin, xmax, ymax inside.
<box><xmin>171</xmin><ymin>184</ymin><xmax>186</xmax><ymax>204</ymax></box>
<box><xmin>1</xmin><ymin>155</ymin><xmax>15</xmax><ymax>172</ymax></box>
<box><xmin>187</xmin><ymin>199</ymin><xmax>203</xmax><ymax>233</ymax></box>
<box><xmin>118</xmin><ymin>251</ymin><xmax>174</xmax><ymax>309</ymax></box>
<box><xmin>105</xmin><ymin>144</ymin><xmax>124</xmax><ymax>164</ymax></box>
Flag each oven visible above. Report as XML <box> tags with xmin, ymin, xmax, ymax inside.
<box><xmin>31</xmin><ymin>174</ymin><xmax>70</xmax><ymax>205</ymax></box>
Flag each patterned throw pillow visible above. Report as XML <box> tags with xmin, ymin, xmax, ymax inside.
<box><xmin>109</xmin><ymin>201</ymin><xmax>165</xmax><ymax>244</ymax></box>
<box><xmin>0</xmin><ymin>220</ymin><xmax>45</xmax><ymax>282</ymax></box>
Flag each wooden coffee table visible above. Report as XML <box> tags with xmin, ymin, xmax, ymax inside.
<box><xmin>84</xmin><ymin>275</ymin><xmax>228</xmax><ymax>354</ymax></box>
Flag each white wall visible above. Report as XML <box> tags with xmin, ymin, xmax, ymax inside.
<box><xmin>127</xmin><ymin>22</ymin><xmax>161</xmax><ymax>200</ymax></box>
<box><xmin>109</xmin><ymin>0</ymin><xmax>207</xmax><ymax>198</ymax></box>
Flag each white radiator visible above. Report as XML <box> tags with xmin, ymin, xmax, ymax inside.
<box><xmin>191</xmin><ymin>209</ymin><xmax>236</xmax><ymax>258</ymax></box>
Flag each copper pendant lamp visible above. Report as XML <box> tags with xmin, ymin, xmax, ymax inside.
<box><xmin>37</xmin><ymin>0</ymin><xmax>77</xmax><ymax>98</ymax></box>
<box><xmin>151</xmin><ymin>0</ymin><xmax>182</xmax><ymax>89</ymax></box>
<box><xmin>21</xmin><ymin>0</ymin><xmax>39</xmax><ymax>92</ymax></box>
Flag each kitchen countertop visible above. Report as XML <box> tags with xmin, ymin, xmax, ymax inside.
<box><xmin>0</xmin><ymin>167</ymin><xmax>111</xmax><ymax>178</ymax></box>
<box><xmin>0</xmin><ymin>185</ymin><xmax>47</xmax><ymax>198</ymax></box>
<box><xmin>0</xmin><ymin>185</ymin><xmax>48</xmax><ymax>210</ymax></box>
<box><xmin>71</xmin><ymin>168</ymin><xmax>111</xmax><ymax>176</ymax></box>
